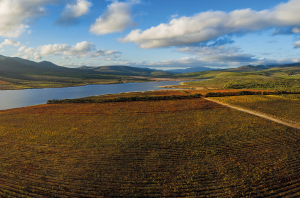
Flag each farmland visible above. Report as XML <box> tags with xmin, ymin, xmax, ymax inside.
<box><xmin>212</xmin><ymin>94</ymin><xmax>300</xmax><ymax>124</ymax></box>
<box><xmin>1</xmin><ymin>98</ymin><xmax>300</xmax><ymax>197</ymax></box>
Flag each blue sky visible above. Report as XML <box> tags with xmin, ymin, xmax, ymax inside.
<box><xmin>0</xmin><ymin>0</ymin><xmax>300</xmax><ymax>70</ymax></box>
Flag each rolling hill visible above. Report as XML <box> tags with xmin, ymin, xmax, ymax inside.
<box><xmin>0</xmin><ymin>55</ymin><xmax>175</xmax><ymax>90</ymax></box>
<box><xmin>78</xmin><ymin>65</ymin><xmax>171</xmax><ymax>76</ymax></box>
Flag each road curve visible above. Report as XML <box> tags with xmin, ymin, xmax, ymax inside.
<box><xmin>204</xmin><ymin>97</ymin><xmax>300</xmax><ymax>130</ymax></box>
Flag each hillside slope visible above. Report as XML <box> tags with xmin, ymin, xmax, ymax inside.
<box><xmin>78</xmin><ymin>65</ymin><xmax>171</xmax><ymax>76</ymax></box>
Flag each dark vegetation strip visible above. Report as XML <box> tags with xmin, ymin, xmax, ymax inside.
<box><xmin>205</xmin><ymin>90</ymin><xmax>300</xmax><ymax>97</ymax></box>
<box><xmin>46</xmin><ymin>93</ymin><xmax>203</xmax><ymax>104</ymax></box>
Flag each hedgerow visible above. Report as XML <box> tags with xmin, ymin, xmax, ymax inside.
<box><xmin>205</xmin><ymin>90</ymin><xmax>300</xmax><ymax>97</ymax></box>
<box><xmin>46</xmin><ymin>93</ymin><xmax>203</xmax><ymax>104</ymax></box>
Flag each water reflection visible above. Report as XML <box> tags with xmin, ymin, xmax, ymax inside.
<box><xmin>0</xmin><ymin>81</ymin><xmax>184</xmax><ymax>110</ymax></box>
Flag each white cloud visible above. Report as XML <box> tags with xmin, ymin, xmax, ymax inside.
<box><xmin>292</xmin><ymin>27</ymin><xmax>300</xmax><ymax>33</ymax></box>
<box><xmin>18</xmin><ymin>46</ymin><xmax>26</xmax><ymax>51</ymax></box>
<box><xmin>24</xmin><ymin>47</ymin><xmax>35</xmax><ymax>54</ymax></box>
<box><xmin>170</xmin><ymin>14</ymin><xmax>178</xmax><ymax>19</ymax></box>
<box><xmin>175</xmin><ymin>45</ymin><xmax>241</xmax><ymax>56</ymax></box>
<box><xmin>90</xmin><ymin>1</ymin><xmax>137</xmax><ymax>35</ymax></box>
<box><xmin>0</xmin><ymin>0</ymin><xmax>61</xmax><ymax>38</ymax></box>
<box><xmin>56</xmin><ymin>0</ymin><xmax>92</xmax><ymax>26</ymax></box>
<box><xmin>120</xmin><ymin>0</ymin><xmax>300</xmax><ymax>48</ymax></box>
<box><xmin>0</xmin><ymin>39</ymin><xmax>20</xmax><ymax>48</ymax></box>
<box><xmin>91</xmin><ymin>49</ymin><xmax>121</xmax><ymax>57</ymax></box>
<box><xmin>13</xmin><ymin>41</ymin><xmax>122</xmax><ymax>61</ymax></box>
<box><xmin>39</xmin><ymin>41</ymin><xmax>95</xmax><ymax>57</ymax></box>
<box><xmin>293</xmin><ymin>41</ymin><xmax>300</xmax><ymax>48</ymax></box>
<box><xmin>34</xmin><ymin>52</ymin><xmax>42</xmax><ymax>60</ymax></box>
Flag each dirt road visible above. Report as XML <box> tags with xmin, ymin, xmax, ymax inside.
<box><xmin>204</xmin><ymin>97</ymin><xmax>300</xmax><ymax>130</ymax></box>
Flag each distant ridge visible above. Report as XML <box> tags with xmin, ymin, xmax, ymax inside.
<box><xmin>167</xmin><ymin>66</ymin><xmax>217</xmax><ymax>74</ymax></box>
<box><xmin>0</xmin><ymin>55</ymin><xmax>172</xmax><ymax>81</ymax></box>
<box><xmin>226</xmin><ymin>62</ymin><xmax>300</xmax><ymax>72</ymax></box>
<box><xmin>78</xmin><ymin>65</ymin><xmax>171</xmax><ymax>76</ymax></box>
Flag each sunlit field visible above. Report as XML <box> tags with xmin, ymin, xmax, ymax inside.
<box><xmin>212</xmin><ymin>94</ymin><xmax>300</xmax><ymax>124</ymax></box>
<box><xmin>1</xmin><ymin>98</ymin><xmax>300</xmax><ymax>197</ymax></box>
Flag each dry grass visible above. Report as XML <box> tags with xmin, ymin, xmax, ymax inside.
<box><xmin>212</xmin><ymin>94</ymin><xmax>300</xmax><ymax>124</ymax></box>
<box><xmin>0</xmin><ymin>99</ymin><xmax>300</xmax><ymax>197</ymax></box>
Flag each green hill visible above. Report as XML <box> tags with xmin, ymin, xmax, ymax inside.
<box><xmin>173</xmin><ymin>62</ymin><xmax>300</xmax><ymax>91</ymax></box>
<box><xmin>78</xmin><ymin>65</ymin><xmax>171</xmax><ymax>76</ymax></box>
<box><xmin>0</xmin><ymin>55</ymin><xmax>176</xmax><ymax>90</ymax></box>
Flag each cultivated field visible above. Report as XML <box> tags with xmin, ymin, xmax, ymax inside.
<box><xmin>212</xmin><ymin>94</ymin><xmax>300</xmax><ymax>124</ymax></box>
<box><xmin>0</xmin><ymin>98</ymin><xmax>300</xmax><ymax>197</ymax></box>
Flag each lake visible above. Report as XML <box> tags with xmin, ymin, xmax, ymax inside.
<box><xmin>0</xmin><ymin>81</ymin><xmax>186</xmax><ymax>110</ymax></box>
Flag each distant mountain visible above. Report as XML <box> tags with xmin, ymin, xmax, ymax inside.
<box><xmin>0</xmin><ymin>55</ymin><xmax>92</xmax><ymax>79</ymax></box>
<box><xmin>167</xmin><ymin>66</ymin><xmax>217</xmax><ymax>74</ymax></box>
<box><xmin>0</xmin><ymin>55</ymin><xmax>173</xmax><ymax>83</ymax></box>
<box><xmin>78</xmin><ymin>65</ymin><xmax>171</xmax><ymax>76</ymax></box>
<box><xmin>226</xmin><ymin>63</ymin><xmax>300</xmax><ymax>72</ymax></box>
<box><xmin>175</xmin><ymin>62</ymin><xmax>300</xmax><ymax>79</ymax></box>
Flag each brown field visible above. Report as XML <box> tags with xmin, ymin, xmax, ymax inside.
<box><xmin>0</xmin><ymin>80</ymin><xmax>11</xmax><ymax>85</ymax></box>
<box><xmin>212</xmin><ymin>94</ymin><xmax>300</xmax><ymax>124</ymax></box>
<box><xmin>1</xmin><ymin>98</ymin><xmax>300</xmax><ymax>197</ymax></box>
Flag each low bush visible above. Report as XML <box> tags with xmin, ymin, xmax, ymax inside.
<box><xmin>47</xmin><ymin>93</ymin><xmax>203</xmax><ymax>104</ymax></box>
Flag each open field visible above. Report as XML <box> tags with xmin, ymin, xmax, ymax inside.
<box><xmin>211</xmin><ymin>94</ymin><xmax>300</xmax><ymax>124</ymax></box>
<box><xmin>183</xmin><ymin>89</ymin><xmax>273</xmax><ymax>96</ymax></box>
<box><xmin>162</xmin><ymin>76</ymin><xmax>300</xmax><ymax>91</ymax></box>
<box><xmin>0</xmin><ymin>75</ymin><xmax>151</xmax><ymax>90</ymax></box>
<box><xmin>1</xmin><ymin>98</ymin><xmax>300</xmax><ymax>197</ymax></box>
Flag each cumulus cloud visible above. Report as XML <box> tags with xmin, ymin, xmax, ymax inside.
<box><xmin>18</xmin><ymin>46</ymin><xmax>26</xmax><ymax>51</ymax></box>
<box><xmin>272</xmin><ymin>27</ymin><xmax>300</xmax><ymax>35</ymax></box>
<box><xmin>91</xmin><ymin>49</ymin><xmax>121</xmax><ymax>57</ymax></box>
<box><xmin>118</xmin><ymin>55</ymin><xmax>300</xmax><ymax>70</ymax></box>
<box><xmin>39</xmin><ymin>41</ymin><xmax>95</xmax><ymax>57</ymax></box>
<box><xmin>293</xmin><ymin>41</ymin><xmax>300</xmax><ymax>48</ymax></box>
<box><xmin>0</xmin><ymin>39</ymin><xmax>20</xmax><ymax>48</ymax></box>
<box><xmin>0</xmin><ymin>0</ymin><xmax>61</xmax><ymax>38</ymax></box>
<box><xmin>14</xmin><ymin>41</ymin><xmax>121</xmax><ymax>61</ymax></box>
<box><xmin>55</xmin><ymin>0</ymin><xmax>92</xmax><ymax>26</ymax></box>
<box><xmin>34</xmin><ymin>52</ymin><xmax>42</xmax><ymax>60</ymax></box>
<box><xmin>293</xmin><ymin>27</ymin><xmax>300</xmax><ymax>33</ymax></box>
<box><xmin>90</xmin><ymin>0</ymin><xmax>137</xmax><ymax>35</ymax></box>
<box><xmin>120</xmin><ymin>0</ymin><xmax>300</xmax><ymax>48</ymax></box>
<box><xmin>24</xmin><ymin>47</ymin><xmax>35</xmax><ymax>54</ymax></box>
<box><xmin>175</xmin><ymin>45</ymin><xmax>240</xmax><ymax>56</ymax></box>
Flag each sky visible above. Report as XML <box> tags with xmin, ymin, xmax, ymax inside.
<box><xmin>0</xmin><ymin>0</ymin><xmax>300</xmax><ymax>70</ymax></box>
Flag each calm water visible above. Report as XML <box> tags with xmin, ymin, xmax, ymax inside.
<box><xmin>0</xmin><ymin>81</ymin><xmax>186</xmax><ymax>110</ymax></box>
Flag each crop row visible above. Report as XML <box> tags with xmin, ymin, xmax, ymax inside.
<box><xmin>0</xmin><ymin>99</ymin><xmax>300</xmax><ymax>197</ymax></box>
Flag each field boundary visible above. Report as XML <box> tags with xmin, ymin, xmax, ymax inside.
<box><xmin>204</xmin><ymin>97</ymin><xmax>300</xmax><ymax>130</ymax></box>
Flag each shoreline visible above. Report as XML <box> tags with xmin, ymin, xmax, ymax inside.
<box><xmin>0</xmin><ymin>77</ymin><xmax>195</xmax><ymax>91</ymax></box>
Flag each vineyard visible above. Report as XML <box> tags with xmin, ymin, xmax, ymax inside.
<box><xmin>0</xmin><ymin>98</ymin><xmax>300</xmax><ymax>197</ymax></box>
<box><xmin>212</xmin><ymin>94</ymin><xmax>300</xmax><ymax>124</ymax></box>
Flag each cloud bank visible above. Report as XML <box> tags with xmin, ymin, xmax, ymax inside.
<box><xmin>120</xmin><ymin>0</ymin><xmax>300</xmax><ymax>48</ymax></box>
<box><xmin>16</xmin><ymin>41</ymin><xmax>121</xmax><ymax>60</ymax></box>
<box><xmin>0</xmin><ymin>0</ymin><xmax>62</xmax><ymax>38</ymax></box>
<box><xmin>0</xmin><ymin>39</ymin><xmax>20</xmax><ymax>48</ymax></box>
<box><xmin>90</xmin><ymin>0</ymin><xmax>137</xmax><ymax>35</ymax></box>
<box><xmin>56</xmin><ymin>0</ymin><xmax>92</xmax><ymax>26</ymax></box>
